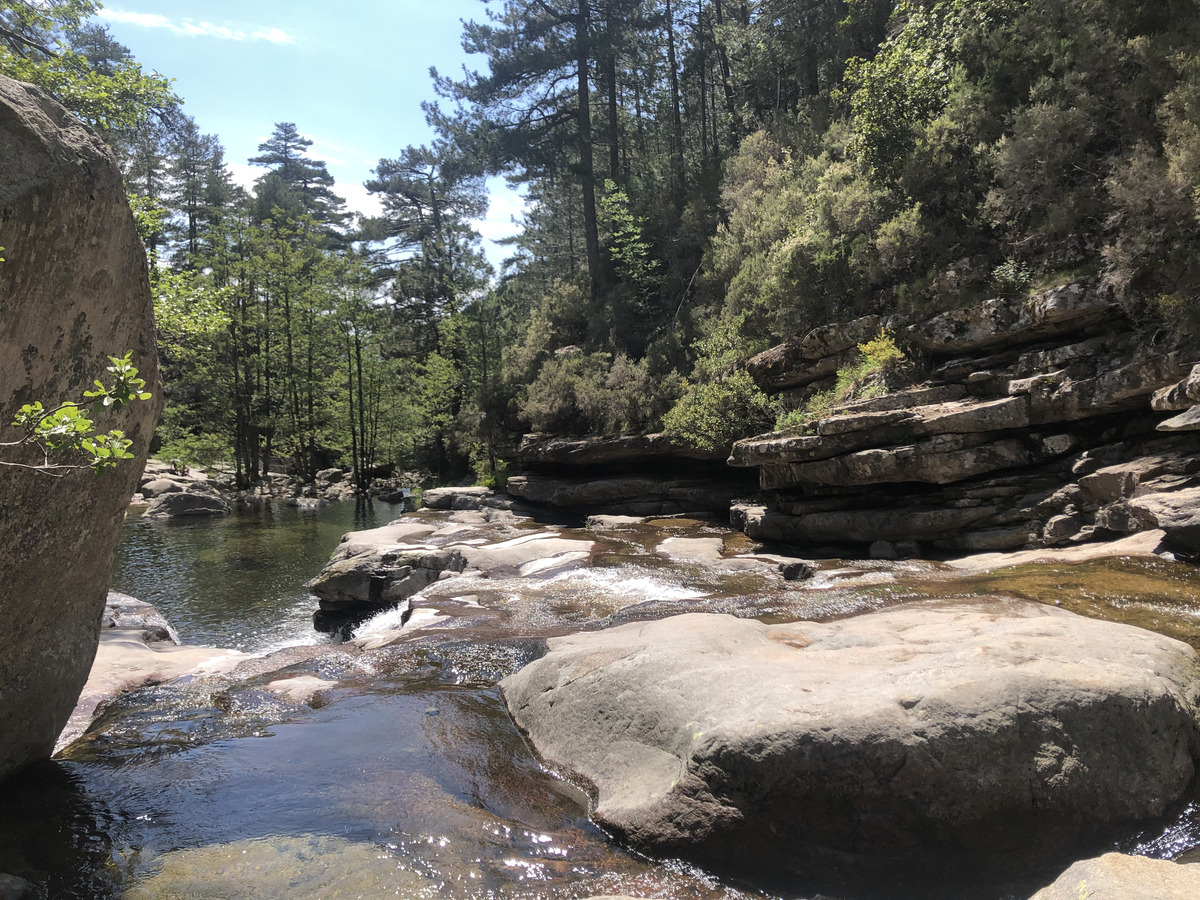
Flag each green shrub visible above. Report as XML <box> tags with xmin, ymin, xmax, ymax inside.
<box><xmin>663</xmin><ymin>370</ymin><xmax>775</xmax><ymax>451</ymax></box>
<box><xmin>991</xmin><ymin>258</ymin><xmax>1033</xmax><ymax>296</ymax></box>
<box><xmin>775</xmin><ymin>330</ymin><xmax>906</xmax><ymax>430</ymax></box>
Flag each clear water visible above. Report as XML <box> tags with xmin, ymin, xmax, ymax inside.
<box><xmin>2</xmin><ymin>502</ymin><xmax>1199</xmax><ymax>899</ymax></box>
<box><xmin>111</xmin><ymin>501</ymin><xmax>387</xmax><ymax>652</ymax></box>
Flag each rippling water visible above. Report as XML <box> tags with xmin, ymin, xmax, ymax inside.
<box><xmin>3</xmin><ymin>501</ymin><xmax>1200</xmax><ymax>899</ymax></box>
<box><xmin>111</xmin><ymin>501</ymin><xmax>387</xmax><ymax>652</ymax></box>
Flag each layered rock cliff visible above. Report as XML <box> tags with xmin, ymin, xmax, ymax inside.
<box><xmin>509</xmin><ymin>280</ymin><xmax>1200</xmax><ymax>558</ymax></box>
<box><xmin>730</xmin><ymin>280</ymin><xmax>1200</xmax><ymax>555</ymax></box>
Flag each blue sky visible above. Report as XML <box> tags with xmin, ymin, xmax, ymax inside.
<box><xmin>97</xmin><ymin>1</ymin><xmax>524</xmax><ymax>267</ymax></box>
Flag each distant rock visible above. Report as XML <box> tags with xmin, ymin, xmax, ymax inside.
<box><xmin>502</xmin><ymin>600</ymin><xmax>1200</xmax><ymax>882</ymax></box>
<box><xmin>1027</xmin><ymin>853</ymin><xmax>1200</xmax><ymax>900</ymax></box>
<box><xmin>0</xmin><ymin>75</ymin><xmax>161</xmax><ymax>780</ymax></box>
<box><xmin>144</xmin><ymin>491</ymin><xmax>231</xmax><ymax>519</ymax></box>
<box><xmin>139</xmin><ymin>477</ymin><xmax>185</xmax><ymax>499</ymax></box>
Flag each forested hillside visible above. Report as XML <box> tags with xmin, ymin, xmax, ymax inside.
<box><xmin>6</xmin><ymin>0</ymin><xmax>1200</xmax><ymax>487</ymax></box>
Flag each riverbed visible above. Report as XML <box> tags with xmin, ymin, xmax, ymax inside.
<box><xmin>2</xmin><ymin>501</ymin><xmax>1199</xmax><ymax>899</ymax></box>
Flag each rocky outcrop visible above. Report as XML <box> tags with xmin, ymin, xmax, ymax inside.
<box><xmin>1028</xmin><ymin>853</ymin><xmax>1200</xmax><ymax>900</ymax></box>
<box><xmin>505</xmin><ymin>472</ymin><xmax>750</xmax><ymax>516</ymax></box>
<box><xmin>307</xmin><ymin>506</ymin><xmax>596</xmax><ymax>630</ymax></box>
<box><xmin>731</xmin><ymin>281</ymin><xmax>1200</xmax><ymax>554</ymax></box>
<box><xmin>0</xmin><ymin>76</ymin><xmax>161</xmax><ymax>780</ymax></box>
<box><xmin>514</xmin><ymin>432</ymin><xmax>725</xmax><ymax>466</ymax></box>
<box><xmin>502</xmin><ymin>600</ymin><xmax>1200</xmax><ymax>883</ymax></box>
<box><xmin>506</xmin><ymin>433</ymin><xmax>754</xmax><ymax>516</ymax></box>
<box><xmin>56</xmin><ymin>593</ymin><xmax>245</xmax><ymax>753</ymax></box>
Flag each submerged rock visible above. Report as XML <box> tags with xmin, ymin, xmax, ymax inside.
<box><xmin>122</xmin><ymin>834</ymin><xmax>426</xmax><ymax>899</ymax></box>
<box><xmin>1028</xmin><ymin>853</ymin><xmax>1200</xmax><ymax>899</ymax></box>
<box><xmin>501</xmin><ymin>599</ymin><xmax>1200</xmax><ymax>883</ymax></box>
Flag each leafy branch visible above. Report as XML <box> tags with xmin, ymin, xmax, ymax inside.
<box><xmin>2</xmin><ymin>352</ymin><xmax>153</xmax><ymax>475</ymax></box>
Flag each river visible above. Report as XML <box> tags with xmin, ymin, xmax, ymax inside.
<box><xmin>1</xmin><ymin>500</ymin><xmax>1199</xmax><ymax>899</ymax></box>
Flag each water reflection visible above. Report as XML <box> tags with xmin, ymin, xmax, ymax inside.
<box><xmin>111</xmin><ymin>501</ymin><xmax>388</xmax><ymax>652</ymax></box>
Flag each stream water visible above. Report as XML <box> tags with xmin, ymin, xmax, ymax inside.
<box><xmin>3</xmin><ymin>501</ymin><xmax>1200</xmax><ymax>899</ymax></box>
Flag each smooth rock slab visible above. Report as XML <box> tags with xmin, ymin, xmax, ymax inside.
<box><xmin>1028</xmin><ymin>853</ymin><xmax>1200</xmax><ymax>900</ymax></box>
<box><xmin>501</xmin><ymin>600</ymin><xmax>1200</xmax><ymax>880</ymax></box>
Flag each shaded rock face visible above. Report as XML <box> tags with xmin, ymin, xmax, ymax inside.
<box><xmin>1028</xmin><ymin>853</ymin><xmax>1200</xmax><ymax>900</ymax></box>
<box><xmin>506</xmin><ymin>432</ymin><xmax>753</xmax><ymax>517</ymax></box>
<box><xmin>0</xmin><ymin>77</ymin><xmax>160</xmax><ymax>780</ymax></box>
<box><xmin>731</xmin><ymin>281</ymin><xmax>1200</xmax><ymax>554</ymax></box>
<box><xmin>502</xmin><ymin>601</ymin><xmax>1200</xmax><ymax>886</ymax></box>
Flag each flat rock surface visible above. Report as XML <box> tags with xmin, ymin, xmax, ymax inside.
<box><xmin>56</xmin><ymin>628</ymin><xmax>245</xmax><ymax>753</ymax></box>
<box><xmin>502</xmin><ymin>600</ymin><xmax>1200</xmax><ymax>880</ymax></box>
<box><xmin>1028</xmin><ymin>853</ymin><xmax>1200</xmax><ymax>899</ymax></box>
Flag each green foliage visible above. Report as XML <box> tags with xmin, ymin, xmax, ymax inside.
<box><xmin>4</xmin><ymin>352</ymin><xmax>152</xmax><ymax>473</ymax></box>
<box><xmin>991</xmin><ymin>258</ymin><xmax>1032</xmax><ymax>296</ymax></box>
<box><xmin>776</xmin><ymin>331</ymin><xmax>906</xmax><ymax>430</ymax></box>
<box><xmin>662</xmin><ymin>311</ymin><xmax>774</xmax><ymax>450</ymax></box>
<box><xmin>663</xmin><ymin>371</ymin><xmax>774</xmax><ymax>452</ymax></box>
<box><xmin>519</xmin><ymin>350</ymin><xmax>680</xmax><ymax>437</ymax></box>
<box><xmin>0</xmin><ymin>1</ymin><xmax>176</xmax><ymax>130</ymax></box>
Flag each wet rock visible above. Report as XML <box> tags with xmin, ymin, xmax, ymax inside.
<box><xmin>144</xmin><ymin>491</ymin><xmax>232</xmax><ymax>519</ymax></box>
<box><xmin>1027</xmin><ymin>853</ymin><xmax>1200</xmax><ymax>900</ymax></box>
<box><xmin>779</xmin><ymin>561</ymin><xmax>816</xmax><ymax>581</ymax></box>
<box><xmin>122</xmin><ymin>834</ymin><xmax>426</xmax><ymax>900</ymax></box>
<box><xmin>308</xmin><ymin>547</ymin><xmax>461</xmax><ymax>613</ymax></box>
<box><xmin>0</xmin><ymin>76</ymin><xmax>161</xmax><ymax>779</ymax></box>
<box><xmin>502</xmin><ymin>600</ymin><xmax>1200</xmax><ymax>881</ymax></box>
<box><xmin>57</xmin><ymin>598</ymin><xmax>246</xmax><ymax>753</ymax></box>
<box><xmin>308</xmin><ymin>517</ymin><xmax>594</xmax><ymax>617</ymax></box>
<box><xmin>586</xmin><ymin>515</ymin><xmax>647</xmax><ymax>529</ymax></box>
<box><xmin>288</xmin><ymin>497</ymin><xmax>330</xmax><ymax>510</ymax></box>
<box><xmin>103</xmin><ymin>591</ymin><xmax>177</xmax><ymax>644</ymax></box>
<box><xmin>266</xmin><ymin>676</ymin><xmax>337</xmax><ymax>704</ymax></box>
<box><xmin>0</xmin><ymin>874</ymin><xmax>31</xmax><ymax>900</ymax></box>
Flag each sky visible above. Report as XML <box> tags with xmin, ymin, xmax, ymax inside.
<box><xmin>96</xmin><ymin>0</ymin><xmax>525</xmax><ymax>268</ymax></box>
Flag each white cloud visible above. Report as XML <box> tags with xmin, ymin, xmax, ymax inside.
<box><xmin>98</xmin><ymin>9</ymin><xmax>296</xmax><ymax>44</ymax></box>
<box><xmin>338</xmin><ymin>182</ymin><xmax>384</xmax><ymax>220</ymax></box>
<box><xmin>472</xmin><ymin>182</ymin><xmax>528</xmax><ymax>244</ymax></box>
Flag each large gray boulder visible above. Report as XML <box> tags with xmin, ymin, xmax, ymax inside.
<box><xmin>501</xmin><ymin>600</ymin><xmax>1200</xmax><ymax>881</ymax></box>
<box><xmin>0</xmin><ymin>76</ymin><xmax>160</xmax><ymax>780</ymax></box>
<box><xmin>1028</xmin><ymin>853</ymin><xmax>1200</xmax><ymax>900</ymax></box>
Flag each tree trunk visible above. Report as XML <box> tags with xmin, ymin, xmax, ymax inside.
<box><xmin>665</xmin><ymin>0</ymin><xmax>685</xmax><ymax>186</ymax></box>
<box><xmin>605</xmin><ymin>8</ymin><xmax>621</xmax><ymax>184</ymax></box>
<box><xmin>577</xmin><ymin>0</ymin><xmax>601</xmax><ymax>299</ymax></box>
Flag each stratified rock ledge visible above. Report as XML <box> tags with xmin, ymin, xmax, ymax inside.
<box><xmin>501</xmin><ymin>600</ymin><xmax>1200</xmax><ymax>884</ymax></box>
